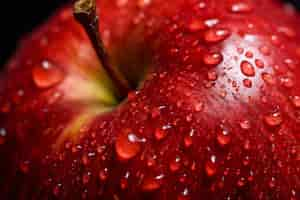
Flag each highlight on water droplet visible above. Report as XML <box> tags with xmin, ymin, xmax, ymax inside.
<box><xmin>115</xmin><ymin>129</ymin><xmax>146</xmax><ymax>160</ymax></box>
<box><xmin>32</xmin><ymin>60</ymin><xmax>65</xmax><ymax>89</ymax></box>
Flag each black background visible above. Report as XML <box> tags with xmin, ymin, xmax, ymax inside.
<box><xmin>0</xmin><ymin>0</ymin><xmax>299</xmax><ymax>67</ymax></box>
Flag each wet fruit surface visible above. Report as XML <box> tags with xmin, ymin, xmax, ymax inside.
<box><xmin>0</xmin><ymin>0</ymin><xmax>300</xmax><ymax>199</ymax></box>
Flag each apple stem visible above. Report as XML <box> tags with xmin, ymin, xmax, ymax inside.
<box><xmin>73</xmin><ymin>0</ymin><xmax>131</xmax><ymax>100</ymax></box>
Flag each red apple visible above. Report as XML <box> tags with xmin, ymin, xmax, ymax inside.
<box><xmin>0</xmin><ymin>0</ymin><xmax>300</xmax><ymax>199</ymax></box>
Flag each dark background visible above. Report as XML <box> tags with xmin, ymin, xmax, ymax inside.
<box><xmin>0</xmin><ymin>0</ymin><xmax>299</xmax><ymax>67</ymax></box>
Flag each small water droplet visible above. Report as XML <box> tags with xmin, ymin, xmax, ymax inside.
<box><xmin>169</xmin><ymin>155</ymin><xmax>181</xmax><ymax>172</ymax></box>
<box><xmin>32</xmin><ymin>60</ymin><xmax>64</xmax><ymax>89</ymax></box>
<box><xmin>268</xmin><ymin>177</ymin><xmax>276</xmax><ymax>188</ymax></box>
<box><xmin>177</xmin><ymin>187</ymin><xmax>191</xmax><ymax>200</ymax></box>
<box><xmin>99</xmin><ymin>168</ymin><xmax>109</xmax><ymax>181</ymax></box>
<box><xmin>241</xmin><ymin>61</ymin><xmax>255</xmax><ymax>77</ymax></box>
<box><xmin>290</xmin><ymin>96</ymin><xmax>300</xmax><ymax>108</ymax></box>
<box><xmin>245</xmin><ymin>51</ymin><xmax>253</xmax><ymax>58</ymax></box>
<box><xmin>280</xmin><ymin>76</ymin><xmax>294</xmax><ymax>88</ymax></box>
<box><xmin>229</xmin><ymin>2</ymin><xmax>253</xmax><ymax>13</ymax></box>
<box><xmin>184</xmin><ymin>129</ymin><xmax>195</xmax><ymax>148</ymax></box>
<box><xmin>115</xmin><ymin>130</ymin><xmax>146</xmax><ymax>160</ymax></box>
<box><xmin>243</xmin><ymin>79</ymin><xmax>252</xmax><ymax>88</ymax></box>
<box><xmin>154</xmin><ymin>128</ymin><xmax>167</xmax><ymax>141</ymax></box>
<box><xmin>19</xmin><ymin>160</ymin><xmax>30</xmax><ymax>173</ymax></box>
<box><xmin>53</xmin><ymin>183</ymin><xmax>63</xmax><ymax>197</ymax></box>
<box><xmin>237</xmin><ymin>177</ymin><xmax>247</xmax><ymax>187</ymax></box>
<box><xmin>255</xmin><ymin>59</ymin><xmax>264</xmax><ymax>68</ymax></box>
<box><xmin>261</xmin><ymin>73</ymin><xmax>275</xmax><ymax>85</ymax></box>
<box><xmin>264</xmin><ymin>111</ymin><xmax>283</xmax><ymax>127</ymax></box>
<box><xmin>204</xmin><ymin>28</ymin><xmax>231</xmax><ymax>43</ymax></box>
<box><xmin>240</xmin><ymin>120</ymin><xmax>251</xmax><ymax>129</ymax></box>
<box><xmin>205</xmin><ymin>155</ymin><xmax>217</xmax><ymax>176</ymax></box>
<box><xmin>188</xmin><ymin>19</ymin><xmax>205</xmax><ymax>32</ymax></box>
<box><xmin>82</xmin><ymin>171</ymin><xmax>91</xmax><ymax>184</ymax></box>
<box><xmin>203</xmin><ymin>52</ymin><xmax>223</xmax><ymax>65</ymax></box>
<box><xmin>207</xmin><ymin>71</ymin><xmax>218</xmax><ymax>81</ymax></box>
<box><xmin>217</xmin><ymin>125</ymin><xmax>231</xmax><ymax>146</ymax></box>
<box><xmin>194</xmin><ymin>102</ymin><xmax>204</xmax><ymax>112</ymax></box>
<box><xmin>141</xmin><ymin>174</ymin><xmax>164</xmax><ymax>192</ymax></box>
<box><xmin>204</xmin><ymin>18</ymin><xmax>219</xmax><ymax>28</ymax></box>
<box><xmin>259</xmin><ymin>46</ymin><xmax>271</xmax><ymax>56</ymax></box>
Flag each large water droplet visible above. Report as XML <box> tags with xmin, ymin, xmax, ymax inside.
<box><xmin>204</xmin><ymin>28</ymin><xmax>231</xmax><ymax>43</ymax></box>
<box><xmin>240</xmin><ymin>61</ymin><xmax>255</xmax><ymax>77</ymax></box>
<box><xmin>115</xmin><ymin>130</ymin><xmax>146</xmax><ymax>160</ymax></box>
<box><xmin>32</xmin><ymin>60</ymin><xmax>64</xmax><ymax>89</ymax></box>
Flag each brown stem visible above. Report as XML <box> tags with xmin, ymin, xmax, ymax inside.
<box><xmin>73</xmin><ymin>0</ymin><xmax>131</xmax><ymax>100</ymax></box>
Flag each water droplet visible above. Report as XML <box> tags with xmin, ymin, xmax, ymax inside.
<box><xmin>203</xmin><ymin>52</ymin><xmax>223</xmax><ymax>65</ymax></box>
<box><xmin>154</xmin><ymin>128</ymin><xmax>167</xmax><ymax>141</ymax></box>
<box><xmin>194</xmin><ymin>102</ymin><xmax>204</xmax><ymax>112</ymax></box>
<box><xmin>261</xmin><ymin>73</ymin><xmax>275</xmax><ymax>85</ymax></box>
<box><xmin>280</xmin><ymin>76</ymin><xmax>294</xmax><ymax>88</ymax></box>
<box><xmin>290</xmin><ymin>96</ymin><xmax>300</xmax><ymax>108</ymax></box>
<box><xmin>204</xmin><ymin>28</ymin><xmax>231</xmax><ymax>43</ymax></box>
<box><xmin>99</xmin><ymin>168</ymin><xmax>109</xmax><ymax>181</ymax></box>
<box><xmin>0</xmin><ymin>128</ymin><xmax>7</xmax><ymax>137</ymax></box>
<box><xmin>141</xmin><ymin>174</ymin><xmax>164</xmax><ymax>192</ymax></box>
<box><xmin>19</xmin><ymin>160</ymin><xmax>30</xmax><ymax>173</ymax></box>
<box><xmin>243</xmin><ymin>79</ymin><xmax>252</xmax><ymax>88</ymax></box>
<box><xmin>32</xmin><ymin>60</ymin><xmax>64</xmax><ymax>89</ymax></box>
<box><xmin>53</xmin><ymin>183</ymin><xmax>63</xmax><ymax>197</ymax></box>
<box><xmin>237</xmin><ymin>177</ymin><xmax>247</xmax><ymax>187</ymax></box>
<box><xmin>240</xmin><ymin>61</ymin><xmax>255</xmax><ymax>77</ymax></box>
<box><xmin>217</xmin><ymin>125</ymin><xmax>231</xmax><ymax>146</ymax></box>
<box><xmin>169</xmin><ymin>155</ymin><xmax>181</xmax><ymax>172</ymax></box>
<box><xmin>82</xmin><ymin>171</ymin><xmax>91</xmax><ymax>184</ymax></box>
<box><xmin>264</xmin><ymin>111</ymin><xmax>283</xmax><ymax>127</ymax></box>
<box><xmin>188</xmin><ymin>19</ymin><xmax>205</xmax><ymax>32</ymax></box>
<box><xmin>184</xmin><ymin>129</ymin><xmax>195</xmax><ymax>148</ymax></box>
<box><xmin>243</xmin><ymin>156</ymin><xmax>250</xmax><ymax>166</ymax></box>
<box><xmin>229</xmin><ymin>2</ymin><xmax>253</xmax><ymax>13</ymax></box>
<box><xmin>204</xmin><ymin>18</ymin><xmax>219</xmax><ymax>28</ymax></box>
<box><xmin>207</xmin><ymin>71</ymin><xmax>218</xmax><ymax>81</ymax></box>
<box><xmin>115</xmin><ymin>130</ymin><xmax>146</xmax><ymax>160</ymax></box>
<box><xmin>259</xmin><ymin>46</ymin><xmax>271</xmax><ymax>56</ymax></box>
<box><xmin>205</xmin><ymin>155</ymin><xmax>217</xmax><ymax>176</ymax></box>
<box><xmin>268</xmin><ymin>177</ymin><xmax>276</xmax><ymax>188</ymax></box>
<box><xmin>240</xmin><ymin>120</ymin><xmax>251</xmax><ymax>129</ymax></box>
<box><xmin>177</xmin><ymin>187</ymin><xmax>191</xmax><ymax>200</ymax></box>
<box><xmin>245</xmin><ymin>51</ymin><xmax>253</xmax><ymax>58</ymax></box>
<box><xmin>255</xmin><ymin>59</ymin><xmax>264</xmax><ymax>68</ymax></box>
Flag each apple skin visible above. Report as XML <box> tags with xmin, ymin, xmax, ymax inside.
<box><xmin>0</xmin><ymin>0</ymin><xmax>300</xmax><ymax>199</ymax></box>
